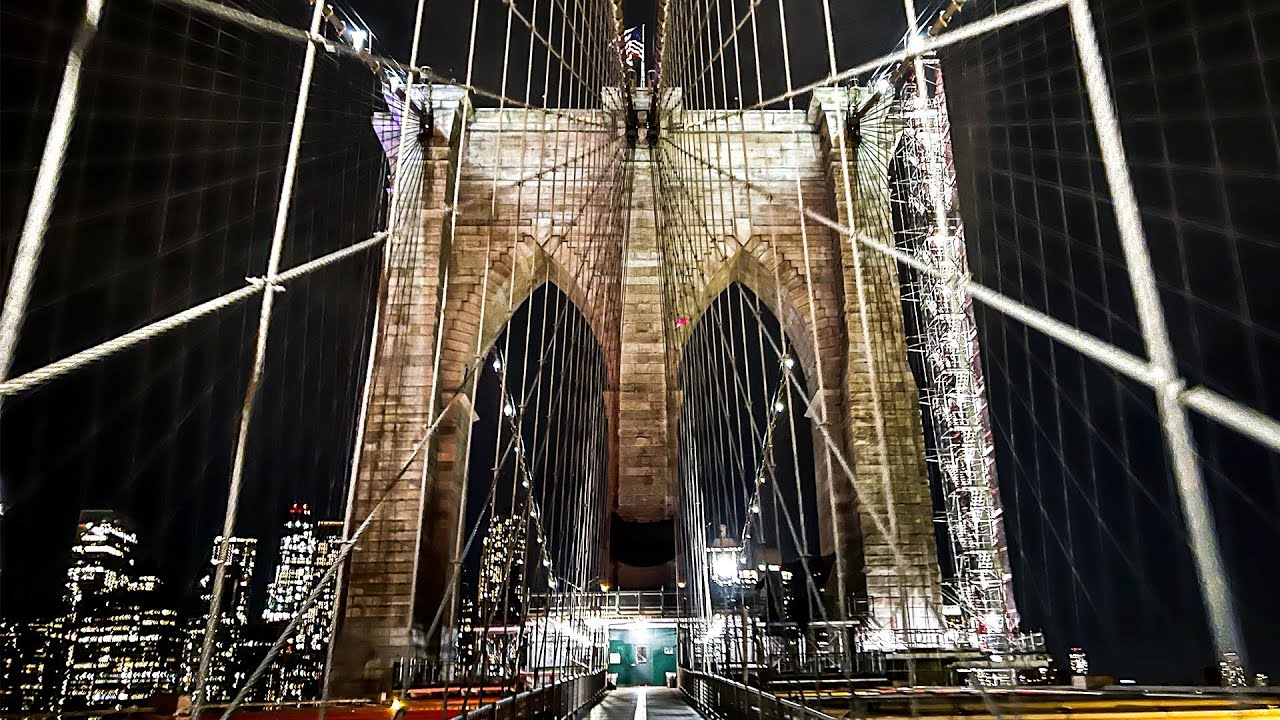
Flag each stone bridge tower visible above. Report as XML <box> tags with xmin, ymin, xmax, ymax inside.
<box><xmin>332</xmin><ymin>85</ymin><xmax>943</xmax><ymax>690</ymax></box>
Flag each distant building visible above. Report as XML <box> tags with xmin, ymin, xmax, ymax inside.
<box><xmin>0</xmin><ymin>619</ymin><xmax>65</xmax><ymax>711</ymax></box>
<box><xmin>58</xmin><ymin>511</ymin><xmax>182</xmax><ymax>709</ymax></box>
<box><xmin>259</xmin><ymin>507</ymin><xmax>343</xmax><ymax>702</ymax></box>
<box><xmin>746</xmin><ymin>546</ymin><xmax>792</xmax><ymax>623</ymax></box>
<box><xmin>1</xmin><ymin>621</ymin><xmax>23</xmax><ymax>710</ymax></box>
<box><xmin>180</xmin><ymin>536</ymin><xmax>258</xmax><ymax>703</ymax></box>
<box><xmin>298</xmin><ymin>520</ymin><xmax>343</xmax><ymax>652</ymax></box>
<box><xmin>465</xmin><ymin>514</ymin><xmax>532</xmax><ymax>677</ymax></box>
<box><xmin>456</xmin><ymin>595</ymin><xmax>478</xmax><ymax>667</ymax></box>
<box><xmin>210</xmin><ymin>537</ymin><xmax>257</xmax><ymax>626</ymax></box>
<box><xmin>1068</xmin><ymin>647</ymin><xmax>1089</xmax><ymax>676</ymax></box>
<box><xmin>265</xmin><ymin>642</ymin><xmax>322</xmax><ymax>702</ymax></box>
<box><xmin>263</xmin><ymin>503</ymin><xmax>318</xmax><ymax>624</ymax></box>
<box><xmin>269</xmin><ymin>520</ymin><xmax>343</xmax><ymax>701</ymax></box>
<box><xmin>62</xmin><ymin>578</ymin><xmax>182</xmax><ymax>710</ymax></box>
<box><xmin>65</xmin><ymin>510</ymin><xmax>137</xmax><ymax>611</ymax></box>
<box><xmin>1220</xmin><ymin>651</ymin><xmax>1247</xmax><ymax>688</ymax></box>
<box><xmin>478</xmin><ymin>514</ymin><xmax>528</xmax><ymax>623</ymax></box>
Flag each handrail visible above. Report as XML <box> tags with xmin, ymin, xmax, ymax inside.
<box><xmin>448</xmin><ymin>669</ymin><xmax>607</xmax><ymax>720</ymax></box>
<box><xmin>679</xmin><ymin>669</ymin><xmax>837</xmax><ymax>720</ymax></box>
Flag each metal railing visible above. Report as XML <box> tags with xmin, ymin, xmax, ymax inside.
<box><xmin>449</xmin><ymin>670</ymin><xmax>606</xmax><ymax>720</ymax></box>
<box><xmin>526</xmin><ymin>591</ymin><xmax>682</xmax><ymax>618</ymax></box>
<box><xmin>680</xmin><ymin>670</ymin><xmax>836</xmax><ymax>720</ymax></box>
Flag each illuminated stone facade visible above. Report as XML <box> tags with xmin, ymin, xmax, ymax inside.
<box><xmin>335</xmin><ymin>85</ymin><xmax>943</xmax><ymax>691</ymax></box>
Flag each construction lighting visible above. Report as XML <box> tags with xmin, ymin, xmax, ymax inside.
<box><xmin>709</xmin><ymin>549</ymin><xmax>740</xmax><ymax>585</ymax></box>
<box><xmin>348</xmin><ymin>28</ymin><xmax>368</xmax><ymax>51</ymax></box>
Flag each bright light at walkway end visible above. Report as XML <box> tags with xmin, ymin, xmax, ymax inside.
<box><xmin>349</xmin><ymin>28</ymin><xmax>368</xmax><ymax>51</ymax></box>
<box><xmin>712</xmin><ymin>552</ymin><xmax>737</xmax><ymax>582</ymax></box>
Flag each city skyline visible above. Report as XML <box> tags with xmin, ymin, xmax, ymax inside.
<box><xmin>1</xmin><ymin>496</ymin><xmax>343</xmax><ymax>621</ymax></box>
<box><xmin>0</xmin><ymin>504</ymin><xmax>343</xmax><ymax>712</ymax></box>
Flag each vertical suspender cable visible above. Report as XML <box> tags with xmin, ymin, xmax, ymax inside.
<box><xmin>193</xmin><ymin>0</ymin><xmax>329</xmax><ymax>713</ymax></box>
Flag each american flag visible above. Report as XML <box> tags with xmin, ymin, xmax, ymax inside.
<box><xmin>623</xmin><ymin>26</ymin><xmax>644</xmax><ymax>66</ymax></box>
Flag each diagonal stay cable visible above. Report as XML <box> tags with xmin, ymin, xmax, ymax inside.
<box><xmin>677</xmin><ymin>0</ymin><xmax>1069</xmax><ymax>130</ymax></box>
<box><xmin>656</xmin><ymin>134</ymin><xmax>1280</xmax><ymax>454</ymax></box>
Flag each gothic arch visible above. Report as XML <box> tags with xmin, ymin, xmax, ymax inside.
<box><xmin>451</xmin><ymin>232</ymin><xmax>611</xmax><ymax>400</ymax></box>
<box><xmin>683</xmin><ymin>237</ymin><xmax>829</xmax><ymax>414</ymax></box>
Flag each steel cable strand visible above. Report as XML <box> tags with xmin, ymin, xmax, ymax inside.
<box><xmin>655</xmin><ymin>132</ymin><xmax>1280</xmax><ymax>451</ymax></box>
<box><xmin>0</xmin><ymin>0</ymin><xmax>105</xmax><ymax>384</ymax></box>
<box><xmin>246</xmin><ymin>145</ymin><xmax>623</xmax><ymax>711</ymax></box>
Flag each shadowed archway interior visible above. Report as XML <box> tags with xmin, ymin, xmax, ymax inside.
<box><xmin>675</xmin><ymin>282</ymin><xmax>824</xmax><ymax>629</ymax></box>
<box><xmin>456</xmin><ymin>282</ymin><xmax>608</xmax><ymax>678</ymax></box>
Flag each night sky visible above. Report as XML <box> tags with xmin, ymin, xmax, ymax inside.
<box><xmin>2</xmin><ymin>0</ymin><xmax>1277</xmax><ymax>686</ymax></box>
<box><xmin>939</xmin><ymin>0</ymin><xmax>1279</xmax><ymax>681</ymax></box>
<box><xmin>1</xmin><ymin>0</ymin><xmax>387</xmax><ymax>616</ymax></box>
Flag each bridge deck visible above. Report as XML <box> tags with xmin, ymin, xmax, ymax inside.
<box><xmin>592</xmin><ymin>688</ymin><xmax>699</xmax><ymax>720</ymax></box>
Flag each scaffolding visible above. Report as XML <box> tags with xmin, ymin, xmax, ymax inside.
<box><xmin>890</xmin><ymin>57</ymin><xmax>1022</xmax><ymax>660</ymax></box>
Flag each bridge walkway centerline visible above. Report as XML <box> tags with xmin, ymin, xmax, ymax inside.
<box><xmin>591</xmin><ymin>687</ymin><xmax>701</xmax><ymax>720</ymax></box>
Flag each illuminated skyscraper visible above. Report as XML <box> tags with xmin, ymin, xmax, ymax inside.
<box><xmin>63</xmin><ymin>577</ymin><xmax>182</xmax><ymax>710</ymax></box>
<box><xmin>468</xmin><ymin>514</ymin><xmax>530</xmax><ymax>676</ymax></box>
<box><xmin>65</xmin><ymin>511</ymin><xmax>137</xmax><ymax>611</ymax></box>
<box><xmin>0</xmin><ymin>619</ymin><xmax>64</xmax><ymax>711</ymax></box>
<box><xmin>297</xmin><ymin>520</ymin><xmax>343</xmax><ymax>651</ymax></box>
<box><xmin>208</xmin><ymin>537</ymin><xmax>257</xmax><ymax>626</ymax></box>
<box><xmin>1220</xmin><ymin>651</ymin><xmax>1247</xmax><ymax>688</ymax></box>
<box><xmin>456</xmin><ymin>595</ymin><xmax>478</xmax><ymax>667</ymax></box>
<box><xmin>259</xmin><ymin>508</ymin><xmax>343</xmax><ymax>701</ymax></box>
<box><xmin>180</xmin><ymin>536</ymin><xmax>258</xmax><ymax>702</ymax></box>
<box><xmin>260</xmin><ymin>512</ymin><xmax>342</xmax><ymax>644</ymax></box>
<box><xmin>59</xmin><ymin>511</ymin><xmax>183</xmax><ymax>710</ymax></box>
<box><xmin>478</xmin><ymin>515</ymin><xmax>528</xmax><ymax>623</ymax></box>
<box><xmin>263</xmin><ymin>504</ymin><xmax>317</xmax><ymax>623</ymax></box>
<box><xmin>1068</xmin><ymin>648</ymin><xmax>1089</xmax><ymax>677</ymax></box>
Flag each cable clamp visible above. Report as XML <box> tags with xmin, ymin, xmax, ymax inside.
<box><xmin>308</xmin><ymin>31</ymin><xmax>336</xmax><ymax>53</ymax></box>
<box><xmin>245</xmin><ymin>276</ymin><xmax>286</xmax><ymax>294</ymax></box>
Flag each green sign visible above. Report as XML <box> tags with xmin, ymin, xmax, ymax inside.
<box><xmin>607</xmin><ymin>627</ymin><xmax>677</xmax><ymax>686</ymax></box>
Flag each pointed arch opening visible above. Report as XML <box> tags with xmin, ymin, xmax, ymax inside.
<box><xmin>454</xmin><ymin>282</ymin><xmax>608</xmax><ymax>680</ymax></box>
<box><xmin>675</xmin><ymin>282</ymin><xmax>831</xmax><ymax>670</ymax></box>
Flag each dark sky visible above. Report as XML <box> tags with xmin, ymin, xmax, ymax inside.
<box><xmin>936</xmin><ymin>0</ymin><xmax>1280</xmax><ymax>682</ymax></box>
<box><xmin>2</xmin><ymin>0</ymin><xmax>1277</xmax><ymax>687</ymax></box>
<box><xmin>1</xmin><ymin>0</ymin><xmax>386</xmax><ymax>616</ymax></box>
<box><xmin>675</xmin><ymin>282</ymin><xmax>821</xmax><ymax>564</ymax></box>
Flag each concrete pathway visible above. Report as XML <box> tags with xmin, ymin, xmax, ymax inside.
<box><xmin>587</xmin><ymin>687</ymin><xmax>700</xmax><ymax>720</ymax></box>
